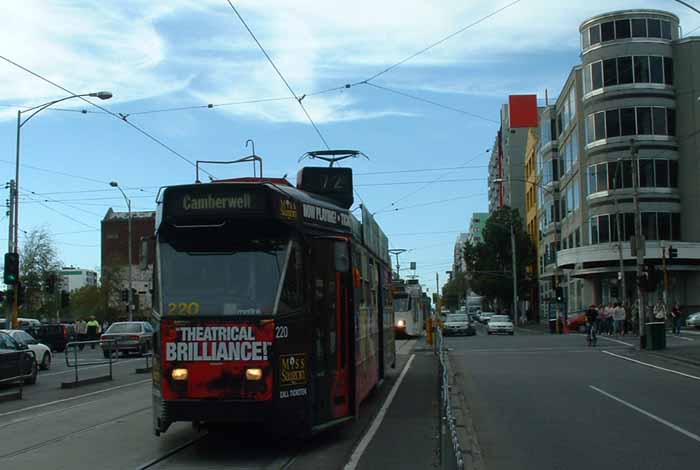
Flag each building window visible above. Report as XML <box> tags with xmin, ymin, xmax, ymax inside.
<box><xmin>642</xmin><ymin>212</ymin><xmax>657</xmax><ymax>240</ymax></box>
<box><xmin>601</xmin><ymin>21</ymin><xmax>615</xmax><ymax>42</ymax></box>
<box><xmin>594</xmin><ymin>112</ymin><xmax>605</xmax><ymax>141</ymax></box>
<box><xmin>591</xmin><ymin>62</ymin><xmax>603</xmax><ymax>90</ymax></box>
<box><xmin>669</xmin><ymin>160</ymin><xmax>678</xmax><ymax>187</ymax></box>
<box><xmin>590</xmin><ymin>24</ymin><xmax>601</xmax><ymax>44</ymax></box>
<box><xmin>632</xmin><ymin>18</ymin><xmax>647</xmax><ymax>37</ymax></box>
<box><xmin>647</xmin><ymin>19</ymin><xmax>661</xmax><ymax>38</ymax></box>
<box><xmin>649</xmin><ymin>56</ymin><xmax>664</xmax><ymax>83</ymax></box>
<box><xmin>661</xmin><ymin>20</ymin><xmax>672</xmax><ymax>39</ymax></box>
<box><xmin>606</xmin><ymin>109</ymin><xmax>620</xmax><ymax>138</ymax></box>
<box><xmin>652</xmin><ymin>107</ymin><xmax>666</xmax><ymax>135</ymax></box>
<box><xmin>664</xmin><ymin>57</ymin><xmax>674</xmax><ymax>85</ymax></box>
<box><xmin>639</xmin><ymin>159</ymin><xmax>654</xmax><ymax>187</ymax></box>
<box><xmin>634</xmin><ymin>56</ymin><xmax>650</xmax><ymax>83</ymax></box>
<box><xmin>620</xmin><ymin>108</ymin><xmax>636</xmax><ymax>135</ymax></box>
<box><xmin>618</xmin><ymin>57</ymin><xmax>633</xmax><ymax>84</ymax></box>
<box><xmin>590</xmin><ymin>217</ymin><xmax>599</xmax><ymax>244</ymax></box>
<box><xmin>636</xmin><ymin>107</ymin><xmax>652</xmax><ymax>134</ymax></box>
<box><xmin>672</xmin><ymin>213</ymin><xmax>681</xmax><ymax>240</ymax></box>
<box><xmin>603</xmin><ymin>58</ymin><xmax>618</xmax><ymax>86</ymax></box>
<box><xmin>608</xmin><ymin>160</ymin><xmax>621</xmax><ymax>189</ymax></box>
<box><xmin>596</xmin><ymin>162</ymin><xmax>607</xmax><ymax>192</ymax></box>
<box><xmin>615</xmin><ymin>19</ymin><xmax>631</xmax><ymax>38</ymax></box>
<box><xmin>667</xmin><ymin>108</ymin><xmax>676</xmax><ymax>136</ymax></box>
<box><xmin>658</xmin><ymin>213</ymin><xmax>671</xmax><ymax>240</ymax></box>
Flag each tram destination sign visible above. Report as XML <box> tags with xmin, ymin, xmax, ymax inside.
<box><xmin>302</xmin><ymin>203</ymin><xmax>351</xmax><ymax>229</ymax></box>
<box><xmin>164</xmin><ymin>185</ymin><xmax>266</xmax><ymax>219</ymax></box>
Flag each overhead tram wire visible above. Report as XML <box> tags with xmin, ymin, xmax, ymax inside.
<box><xmin>374</xmin><ymin>193</ymin><xmax>483</xmax><ymax>215</ymax></box>
<box><xmin>359</xmin><ymin>0</ymin><xmax>523</xmax><ymax>84</ymax></box>
<box><xmin>20</xmin><ymin>189</ymin><xmax>104</xmax><ymax>218</ymax></box>
<box><xmin>0</xmin><ymin>158</ymin><xmax>110</xmax><ymax>185</ymax></box>
<box><xmin>224</xmin><ymin>0</ymin><xmax>330</xmax><ymax>150</ymax></box>
<box><xmin>19</xmin><ymin>192</ymin><xmax>98</xmax><ymax>230</ymax></box>
<box><xmin>0</xmin><ymin>54</ymin><xmax>215</xmax><ymax>179</ymax></box>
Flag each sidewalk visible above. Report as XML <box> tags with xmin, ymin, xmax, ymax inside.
<box><xmin>355</xmin><ymin>339</ymin><xmax>439</xmax><ymax>470</ymax></box>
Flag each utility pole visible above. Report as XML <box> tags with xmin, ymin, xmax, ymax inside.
<box><xmin>631</xmin><ymin>139</ymin><xmax>646</xmax><ymax>346</ymax></box>
<box><xmin>388</xmin><ymin>249</ymin><xmax>407</xmax><ymax>280</ymax></box>
<box><xmin>613</xmin><ymin>160</ymin><xmax>626</xmax><ymax>306</ymax></box>
<box><xmin>510</xmin><ymin>223</ymin><xmax>518</xmax><ymax>325</ymax></box>
<box><xmin>5</xmin><ymin>181</ymin><xmax>15</xmax><ymax>329</ymax></box>
<box><xmin>435</xmin><ymin>272</ymin><xmax>440</xmax><ymax>316</ymax></box>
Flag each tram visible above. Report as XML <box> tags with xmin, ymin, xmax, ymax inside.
<box><xmin>150</xmin><ymin>158</ymin><xmax>395</xmax><ymax>436</ymax></box>
<box><xmin>392</xmin><ymin>279</ymin><xmax>426</xmax><ymax>338</ymax></box>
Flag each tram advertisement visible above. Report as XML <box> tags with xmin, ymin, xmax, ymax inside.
<box><xmin>160</xmin><ymin>319</ymin><xmax>275</xmax><ymax>400</ymax></box>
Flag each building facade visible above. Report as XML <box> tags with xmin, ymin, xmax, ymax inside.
<box><xmin>453</xmin><ymin>233</ymin><xmax>469</xmax><ymax>274</ymax></box>
<box><xmin>487</xmin><ymin>104</ymin><xmax>530</xmax><ymax>218</ymax></box>
<box><xmin>468</xmin><ymin>212</ymin><xmax>488</xmax><ymax>244</ymax></box>
<box><xmin>59</xmin><ymin>267</ymin><xmax>97</xmax><ymax>293</ymax></box>
<box><xmin>547</xmin><ymin>9</ymin><xmax>700</xmax><ymax>316</ymax></box>
<box><xmin>525</xmin><ymin>126</ymin><xmax>540</xmax><ymax>319</ymax></box>
<box><xmin>101</xmin><ymin>208</ymin><xmax>156</xmax><ymax>315</ymax></box>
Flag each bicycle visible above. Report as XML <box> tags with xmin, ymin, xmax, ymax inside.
<box><xmin>586</xmin><ymin>322</ymin><xmax>597</xmax><ymax>347</ymax></box>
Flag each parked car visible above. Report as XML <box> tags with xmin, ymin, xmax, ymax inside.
<box><xmin>487</xmin><ymin>315</ymin><xmax>514</xmax><ymax>335</ymax></box>
<box><xmin>0</xmin><ymin>331</ymin><xmax>37</xmax><ymax>385</ymax></box>
<box><xmin>100</xmin><ymin>321</ymin><xmax>154</xmax><ymax>357</ymax></box>
<box><xmin>567</xmin><ymin>312</ymin><xmax>588</xmax><ymax>333</ymax></box>
<box><xmin>443</xmin><ymin>313</ymin><xmax>476</xmax><ymax>337</ymax></box>
<box><xmin>1</xmin><ymin>329</ymin><xmax>52</xmax><ymax>370</ymax></box>
<box><xmin>478</xmin><ymin>312</ymin><xmax>495</xmax><ymax>324</ymax></box>
<box><xmin>686</xmin><ymin>312</ymin><xmax>700</xmax><ymax>329</ymax></box>
<box><xmin>36</xmin><ymin>323</ymin><xmax>76</xmax><ymax>352</ymax></box>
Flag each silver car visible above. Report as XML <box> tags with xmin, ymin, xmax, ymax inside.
<box><xmin>686</xmin><ymin>312</ymin><xmax>700</xmax><ymax>329</ymax></box>
<box><xmin>100</xmin><ymin>321</ymin><xmax>153</xmax><ymax>357</ymax></box>
<box><xmin>443</xmin><ymin>314</ymin><xmax>476</xmax><ymax>336</ymax></box>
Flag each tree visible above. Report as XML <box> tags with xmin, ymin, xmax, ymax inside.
<box><xmin>19</xmin><ymin>227</ymin><xmax>61</xmax><ymax>316</ymax></box>
<box><xmin>441</xmin><ymin>274</ymin><xmax>467</xmax><ymax>311</ymax></box>
<box><xmin>462</xmin><ymin>207</ymin><xmax>537</xmax><ymax>312</ymax></box>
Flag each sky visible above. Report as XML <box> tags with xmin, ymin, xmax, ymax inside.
<box><xmin>0</xmin><ymin>0</ymin><xmax>698</xmax><ymax>288</ymax></box>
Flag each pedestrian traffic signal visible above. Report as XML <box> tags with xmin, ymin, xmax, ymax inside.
<box><xmin>668</xmin><ymin>246</ymin><xmax>678</xmax><ymax>259</ymax></box>
<box><xmin>3</xmin><ymin>252</ymin><xmax>19</xmax><ymax>284</ymax></box>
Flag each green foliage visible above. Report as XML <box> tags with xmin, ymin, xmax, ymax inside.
<box><xmin>462</xmin><ymin>207</ymin><xmax>537</xmax><ymax>309</ymax></box>
<box><xmin>19</xmin><ymin>227</ymin><xmax>61</xmax><ymax>316</ymax></box>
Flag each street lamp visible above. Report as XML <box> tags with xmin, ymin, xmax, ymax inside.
<box><xmin>6</xmin><ymin>91</ymin><xmax>112</xmax><ymax>328</ymax></box>
<box><xmin>109</xmin><ymin>181</ymin><xmax>133</xmax><ymax>321</ymax></box>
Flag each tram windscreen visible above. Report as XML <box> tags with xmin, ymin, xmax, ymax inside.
<box><xmin>160</xmin><ymin>239</ymin><xmax>291</xmax><ymax>316</ymax></box>
<box><xmin>393</xmin><ymin>295</ymin><xmax>411</xmax><ymax>312</ymax></box>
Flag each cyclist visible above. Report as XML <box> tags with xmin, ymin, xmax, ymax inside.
<box><xmin>585</xmin><ymin>304</ymin><xmax>599</xmax><ymax>346</ymax></box>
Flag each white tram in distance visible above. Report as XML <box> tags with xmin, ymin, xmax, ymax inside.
<box><xmin>392</xmin><ymin>279</ymin><xmax>427</xmax><ymax>338</ymax></box>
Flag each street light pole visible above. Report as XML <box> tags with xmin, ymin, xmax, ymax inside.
<box><xmin>110</xmin><ymin>182</ymin><xmax>133</xmax><ymax>321</ymax></box>
<box><xmin>510</xmin><ymin>223</ymin><xmax>518</xmax><ymax>325</ymax></box>
<box><xmin>10</xmin><ymin>91</ymin><xmax>112</xmax><ymax>328</ymax></box>
<box><xmin>630</xmin><ymin>140</ymin><xmax>646</xmax><ymax>346</ymax></box>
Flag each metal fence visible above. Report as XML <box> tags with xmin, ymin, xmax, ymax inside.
<box><xmin>436</xmin><ymin>327</ymin><xmax>464</xmax><ymax>470</ymax></box>
<box><xmin>62</xmin><ymin>339</ymin><xmax>118</xmax><ymax>388</ymax></box>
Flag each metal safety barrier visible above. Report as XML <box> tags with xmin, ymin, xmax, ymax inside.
<box><xmin>0</xmin><ymin>349</ymin><xmax>35</xmax><ymax>402</ymax></box>
<box><xmin>135</xmin><ymin>352</ymin><xmax>153</xmax><ymax>374</ymax></box>
<box><xmin>61</xmin><ymin>339</ymin><xmax>118</xmax><ymax>389</ymax></box>
<box><xmin>436</xmin><ymin>327</ymin><xmax>465</xmax><ymax>470</ymax></box>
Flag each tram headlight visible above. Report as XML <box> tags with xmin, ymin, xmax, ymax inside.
<box><xmin>245</xmin><ymin>367</ymin><xmax>263</xmax><ymax>381</ymax></box>
<box><xmin>171</xmin><ymin>368</ymin><xmax>188</xmax><ymax>381</ymax></box>
<box><xmin>396</xmin><ymin>319</ymin><xmax>406</xmax><ymax>328</ymax></box>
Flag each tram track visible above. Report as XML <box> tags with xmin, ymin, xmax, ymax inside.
<box><xmin>0</xmin><ymin>406</ymin><xmax>150</xmax><ymax>461</ymax></box>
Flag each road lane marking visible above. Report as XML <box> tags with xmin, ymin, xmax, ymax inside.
<box><xmin>602</xmin><ymin>350</ymin><xmax>700</xmax><ymax>381</ymax></box>
<box><xmin>672</xmin><ymin>335</ymin><xmax>694</xmax><ymax>342</ymax></box>
<box><xmin>0</xmin><ymin>379</ymin><xmax>150</xmax><ymax>418</ymax></box>
<box><xmin>343</xmin><ymin>353</ymin><xmax>415</xmax><ymax>470</ymax></box>
<box><xmin>589</xmin><ymin>385</ymin><xmax>700</xmax><ymax>443</ymax></box>
<box><xmin>598</xmin><ymin>336</ymin><xmax>635</xmax><ymax>347</ymax></box>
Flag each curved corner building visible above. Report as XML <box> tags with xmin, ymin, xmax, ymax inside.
<box><xmin>553</xmin><ymin>9</ymin><xmax>700</xmax><ymax>313</ymax></box>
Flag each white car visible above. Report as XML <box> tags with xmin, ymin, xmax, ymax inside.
<box><xmin>1</xmin><ymin>329</ymin><xmax>53</xmax><ymax>370</ymax></box>
<box><xmin>487</xmin><ymin>315</ymin><xmax>514</xmax><ymax>335</ymax></box>
<box><xmin>478</xmin><ymin>312</ymin><xmax>495</xmax><ymax>324</ymax></box>
<box><xmin>686</xmin><ymin>312</ymin><xmax>700</xmax><ymax>329</ymax></box>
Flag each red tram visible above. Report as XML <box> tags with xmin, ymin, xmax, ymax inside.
<box><xmin>151</xmin><ymin>164</ymin><xmax>395</xmax><ymax>436</ymax></box>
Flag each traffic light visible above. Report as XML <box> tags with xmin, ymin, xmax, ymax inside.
<box><xmin>639</xmin><ymin>264</ymin><xmax>659</xmax><ymax>292</ymax></box>
<box><xmin>3</xmin><ymin>252</ymin><xmax>19</xmax><ymax>285</ymax></box>
<box><xmin>610</xmin><ymin>286</ymin><xmax>619</xmax><ymax>298</ymax></box>
<box><xmin>121</xmin><ymin>289</ymin><xmax>129</xmax><ymax>302</ymax></box>
<box><xmin>668</xmin><ymin>246</ymin><xmax>678</xmax><ymax>259</ymax></box>
<box><xmin>555</xmin><ymin>286</ymin><xmax>564</xmax><ymax>302</ymax></box>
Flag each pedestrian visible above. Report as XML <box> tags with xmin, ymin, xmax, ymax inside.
<box><xmin>86</xmin><ymin>316</ymin><xmax>100</xmax><ymax>349</ymax></box>
<box><xmin>102</xmin><ymin>319</ymin><xmax>109</xmax><ymax>333</ymax></box>
<box><xmin>653</xmin><ymin>299</ymin><xmax>667</xmax><ymax>323</ymax></box>
<box><xmin>75</xmin><ymin>317</ymin><xmax>87</xmax><ymax>350</ymax></box>
<box><xmin>613</xmin><ymin>303</ymin><xmax>625</xmax><ymax>338</ymax></box>
<box><xmin>671</xmin><ymin>303</ymin><xmax>683</xmax><ymax>336</ymax></box>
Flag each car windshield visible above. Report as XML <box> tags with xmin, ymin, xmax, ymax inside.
<box><xmin>107</xmin><ymin>323</ymin><xmax>142</xmax><ymax>334</ymax></box>
<box><xmin>490</xmin><ymin>315</ymin><xmax>510</xmax><ymax>322</ymax></box>
<box><xmin>448</xmin><ymin>314</ymin><xmax>468</xmax><ymax>322</ymax></box>
<box><xmin>160</xmin><ymin>239</ymin><xmax>290</xmax><ymax>316</ymax></box>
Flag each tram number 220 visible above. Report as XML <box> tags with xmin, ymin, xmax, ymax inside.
<box><xmin>275</xmin><ymin>326</ymin><xmax>289</xmax><ymax>339</ymax></box>
<box><xmin>167</xmin><ymin>302</ymin><xmax>201</xmax><ymax>316</ymax></box>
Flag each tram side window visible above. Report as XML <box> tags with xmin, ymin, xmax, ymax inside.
<box><xmin>311</xmin><ymin>239</ymin><xmax>339</xmax><ymax>375</ymax></box>
<box><xmin>277</xmin><ymin>243</ymin><xmax>304</xmax><ymax>313</ymax></box>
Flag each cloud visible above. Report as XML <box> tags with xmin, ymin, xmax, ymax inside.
<box><xmin>1</xmin><ymin>0</ymin><xmax>697</xmax><ymax>124</ymax></box>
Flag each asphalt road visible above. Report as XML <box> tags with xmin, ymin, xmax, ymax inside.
<box><xmin>449</xmin><ymin>323</ymin><xmax>700</xmax><ymax>470</ymax></box>
<box><xmin>0</xmin><ymin>340</ymin><xmax>423</xmax><ymax>470</ymax></box>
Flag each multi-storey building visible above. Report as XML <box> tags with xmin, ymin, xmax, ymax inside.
<box><xmin>101</xmin><ymin>208</ymin><xmax>156</xmax><ymax>314</ymax></box>
<box><xmin>453</xmin><ymin>233</ymin><xmax>469</xmax><ymax>274</ymax></box>
<box><xmin>59</xmin><ymin>267</ymin><xmax>97</xmax><ymax>293</ymax></box>
<box><xmin>468</xmin><ymin>213</ymin><xmax>488</xmax><ymax>244</ymax></box>
<box><xmin>525</xmin><ymin>125</ymin><xmax>540</xmax><ymax>319</ymax></box>
<box><xmin>487</xmin><ymin>104</ymin><xmax>529</xmax><ymax>218</ymax></box>
<box><xmin>548</xmin><ymin>9</ymin><xmax>700</xmax><ymax>314</ymax></box>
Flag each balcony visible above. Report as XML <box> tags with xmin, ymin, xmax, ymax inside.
<box><xmin>556</xmin><ymin>241</ymin><xmax>700</xmax><ymax>271</ymax></box>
